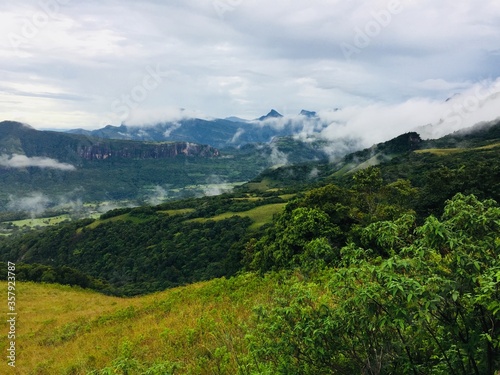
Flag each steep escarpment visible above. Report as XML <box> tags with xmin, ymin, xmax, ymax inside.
<box><xmin>0</xmin><ymin>121</ymin><xmax>220</xmax><ymax>162</ymax></box>
<box><xmin>76</xmin><ymin>142</ymin><xmax>219</xmax><ymax>160</ymax></box>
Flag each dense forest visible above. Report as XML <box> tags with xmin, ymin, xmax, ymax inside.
<box><xmin>0</xmin><ymin>122</ymin><xmax>499</xmax><ymax>374</ymax></box>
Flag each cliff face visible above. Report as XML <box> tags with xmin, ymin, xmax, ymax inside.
<box><xmin>77</xmin><ymin>142</ymin><xmax>220</xmax><ymax>160</ymax></box>
<box><xmin>0</xmin><ymin>122</ymin><xmax>221</xmax><ymax>162</ymax></box>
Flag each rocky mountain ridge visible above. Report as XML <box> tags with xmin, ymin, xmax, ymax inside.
<box><xmin>0</xmin><ymin>121</ymin><xmax>220</xmax><ymax>163</ymax></box>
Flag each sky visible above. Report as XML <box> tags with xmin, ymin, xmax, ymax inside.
<box><xmin>1</xmin><ymin>0</ymin><xmax>500</xmax><ymax>134</ymax></box>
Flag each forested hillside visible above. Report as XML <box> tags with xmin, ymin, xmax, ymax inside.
<box><xmin>0</xmin><ymin>122</ymin><xmax>499</xmax><ymax>374</ymax></box>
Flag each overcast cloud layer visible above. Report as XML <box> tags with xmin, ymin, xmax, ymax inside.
<box><xmin>1</xmin><ymin>0</ymin><xmax>499</xmax><ymax>135</ymax></box>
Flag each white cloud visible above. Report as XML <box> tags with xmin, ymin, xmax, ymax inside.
<box><xmin>146</xmin><ymin>185</ymin><xmax>169</xmax><ymax>206</ymax></box>
<box><xmin>201</xmin><ymin>175</ymin><xmax>233</xmax><ymax>196</ymax></box>
<box><xmin>0</xmin><ymin>154</ymin><xmax>76</xmax><ymax>170</ymax></box>
<box><xmin>7</xmin><ymin>192</ymin><xmax>51</xmax><ymax>218</ymax></box>
<box><xmin>318</xmin><ymin>79</ymin><xmax>500</xmax><ymax>146</ymax></box>
<box><xmin>230</xmin><ymin>128</ymin><xmax>245</xmax><ymax>143</ymax></box>
<box><xmin>0</xmin><ymin>0</ymin><xmax>499</xmax><ymax>130</ymax></box>
<box><xmin>268</xmin><ymin>144</ymin><xmax>289</xmax><ymax>167</ymax></box>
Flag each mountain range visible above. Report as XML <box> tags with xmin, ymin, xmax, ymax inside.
<box><xmin>67</xmin><ymin>109</ymin><xmax>325</xmax><ymax>148</ymax></box>
<box><xmin>0</xmin><ymin>121</ymin><xmax>219</xmax><ymax>164</ymax></box>
<box><xmin>1</xmin><ymin>114</ymin><xmax>499</xmax><ymax>220</ymax></box>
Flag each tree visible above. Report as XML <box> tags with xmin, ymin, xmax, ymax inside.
<box><xmin>246</xmin><ymin>194</ymin><xmax>500</xmax><ymax>374</ymax></box>
<box><xmin>250</xmin><ymin>207</ymin><xmax>340</xmax><ymax>272</ymax></box>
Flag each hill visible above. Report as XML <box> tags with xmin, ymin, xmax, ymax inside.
<box><xmin>0</xmin><ymin>121</ymin><xmax>219</xmax><ymax>163</ymax></box>
<box><xmin>0</xmin><ymin>276</ymin><xmax>274</xmax><ymax>374</ymax></box>
<box><xmin>2</xmin><ymin>120</ymin><xmax>499</xmax><ymax>293</ymax></box>
<box><xmin>0</xmin><ymin>119</ymin><xmax>499</xmax><ymax>374</ymax></box>
<box><xmin>1</xmin><ymin>189</ymin><xmax>499</xmax><ymax>374</ymax></box>
<box><xmin>247</xmin><ymin>120</ymin><xmax>500</xmax><ymax>192</ymax></box>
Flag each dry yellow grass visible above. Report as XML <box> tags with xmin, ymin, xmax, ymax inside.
<box><xmin>0</xmin><ymin>274</ymin><xmax>274</xmax><ymax>374</ymax></box>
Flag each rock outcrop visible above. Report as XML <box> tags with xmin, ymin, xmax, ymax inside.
<box><xmin>76</xmin><ymin>142</ymin><xmax>220</xmax><ymax>160</ymax></box>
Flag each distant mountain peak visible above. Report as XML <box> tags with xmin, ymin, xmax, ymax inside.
<box><xmin>258</xmin><ymin>109</ymin><xmax>283</xmax><ymax>121</ymax></box>
<box><xmin>299</xmin><ymin>110</ymin><xmax>317</xmax><ymax>118</ymax></box>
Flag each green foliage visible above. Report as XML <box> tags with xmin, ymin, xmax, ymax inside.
<box><xmin>0</xmin><ymin>122</ymin><xmax>498</xmax><ymax>374</ymax></box>
<box><xmin>248</xmin><ymin>169</ymin><xmax>419</xmax><ymax>273</ymax></box>
<box><xmin>382</xmin><ymin>146</ymin><xmax>500</xmax><ymax>218</ymax></box>
<box><xmin>88</xmin><ymin>340</ymin><xmax>182</xmax><ymax>375</ymax></box>
<box><xmin>0</xmin><ymin>262</ymin><xmax>112</xmax><ymax>292</ymax></box>
<box><xmin>344</xmin><ymin>132</ymin><xmax>422</xmax><ymax>165</ymax></box>
<box><xmin>250</xmin><ymin>206</ymin><xmax>340</xmax><ymax>272</ymax></box>
<box><xmin>245</xmin><ymin>279</ymin><xmax>338</xmax><ymax>375</ymax></box>
<box><xmin>245</xmin><ymin>194</ymin><xmax>500</xmax><ymax>374</ymax></box>
<box><xmin>0</xmin><ymin>213</ymin><xmax>253</xmax><ymax>296</ymax></box>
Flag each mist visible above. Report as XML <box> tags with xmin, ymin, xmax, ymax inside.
<box><xmin>146</xmin><ymin>185</ymin><xmax>169</xmax><ymax>206</ymax></box>
<box><xmin>6</xmin><ymin>191</ymin><xmax>88</xmax><ymax>219</ymax></box>
<box><xmin>317</xmin><ymin>79</ymin><xmax>500</xmax><ymax>148</ymax></box>
<box><xmin>0</xmin><ymin>154</ymin><xmax>76</xmax><ymax>171</ymax></box>
<box><xmin>201</xmin><ymin>175</ymin><xmax>234</xmax><ymax>197</ymax></box>
<box><xmin>7</xmin><ymin>193</ymin><xmax>51</xmax><ymax>218</ymax></box>
<box><xmin>81</xmin><ymin>77</ymin><xmax>500</xmax><ymax>155</ymax></box>
<box><xmin>268</xmin><ymin>143</ymin><xmax>289</xmax><ymax>167</ymax></box>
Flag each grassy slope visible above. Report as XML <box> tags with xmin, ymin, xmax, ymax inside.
<box><xmin>0</xmin><ymin>275</ymin><xmax>274</xmax><ymax>374</ymax></box>
<box><xmin>189</xmin><ymin>203</ymin><xmax>287</xmax><ymax>230</ymax></box>
<box><xmin>415</xmin><ymin>141</ymin><xmax>500</xmax><ymax>155</ymax></box>
<box><xmin>8</xmin><ymin>215</ymin><xmax>71</xmax><ymax>228</ymax></box>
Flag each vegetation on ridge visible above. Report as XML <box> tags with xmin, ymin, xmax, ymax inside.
<box><xmin>0</xmin><ymin>122</ymin><xmax>499</xmax><ymax>374</ymax></box>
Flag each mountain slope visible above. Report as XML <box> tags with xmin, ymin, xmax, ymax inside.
<box><xmin>67</xmin><ymin>110</ymin><xmax>328</xmax><ymax>148</ymax></box>
<box><xmin>0</xmin><ymin>121</ymin><xmax>233</xmax><ymax>213</ymax></box>
<box><xmin>249</xmin><ymin>119</ymin><xmax>500</xmax><ymax>191</ymax></box>
<box><xmin>2</xmin><ymin>189</ymin><xmax>499</xmax><ymax>374</ymax></box>
<box><xmin>0</xmin><ymin>121</ymin><xmax>219</xmax><ymax>164</ymax></box>
<box><xmin>2</xmin><ymin>122</ymin><xmax>499</xmax><ymax>294</ymax></box>
<box><xmin>1</xmin><ymin>120</ymin><xmax>499</xmax><ymax>375</ymax></box>
<box><xmin>0</xmin><ymin>276</ymin><xmax>274</xmax><ymax>374</ymax></box>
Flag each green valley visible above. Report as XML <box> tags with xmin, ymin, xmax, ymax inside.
<box><xmin>0</xmin><ymin>120</ymin><xmax>499</xmax><ymax>374</ymax></box>
<box><xmin>0</xmin><ymin>121</ymin><xmax>331</xmax><ymax>222</ymax></box>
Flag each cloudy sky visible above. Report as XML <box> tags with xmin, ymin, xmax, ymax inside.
<box><xmin>1</xmin><ymin>0</ymin><xmax>500</xmax><ymax>133</ymax></box>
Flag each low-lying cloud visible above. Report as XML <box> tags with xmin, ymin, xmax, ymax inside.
<box><xmin>146</xmin><ymin>185</ymin><xmax>169</xmax><ymax>206</ymax></box>
<box><xmin>268</xmin><ymin>143</ymin><xmax>289</xmax><ymax>167</ymax></box>
<box><xmin>7</xmin><ymin>192</ymin><xmax>51</xmax><ymax>218</ymax></box>
<box><xmin>0</xmin><ymin>154</ymin><xmax>76</xmax><ymax>170</ymax></box>
<box><xmin>315</xmin><ymin>79</ymin><xmax>500</xmax><ymax>148</ymax></box>
<box><xmin>201</xmin><ymin>175</ymin><xmax>234</xmax><ymax>196</ymax></box>
<box><xmin>6</xmin><ymin>190</ymin><xmax>89</xmax><ymax>219</ymax></box>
